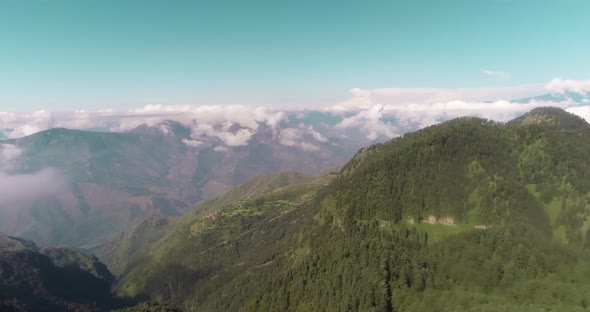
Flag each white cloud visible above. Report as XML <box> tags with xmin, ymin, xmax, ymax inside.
<box><xmin>120</xmin><ymin>105</ymin><xmax>285</xmax><ymax>147</ymax></box>
<box><xmin>330</xmin><ymin>84</ymin><xmax>545</xmax><ymax>111</ymax></box>
<box><xmin>0</xmin><ymin>111</ymin><xmax>52</xmax><ymax>138</ymax></box>
<box><xmin>546</xmin><ymin>78</ymin><xmax>590</xmax><ymax>94</ymax></box>
<box><xmin>336</xmin><ymin>105</ymin><xmax>396</xmax><ymax>140</ymax></box>
<box><xmin>216</xmin><ymin>128</ymin><xmax>254</xmax><ymax>146</ymax></box>
<box><xmin>278</xmin><ymin>125</ymin><xmax>329</xmax><ymax>151</ymax></box>
<box><xmin>213</xmin><ymin>145</ymin><xmax>229</xmax><ymax>152</ymax></box>
<box><xmin>0</xmin><ymin>144</ymin><xmax>23</xmax><ymax>170</ymax></box>
<box><xmin>0</xmin><ymin>168</ymin><xmax>67</xmax><ymax>205</ymax></box>
<box><xmin>0</xmin><ymin>145</ymin><xmax>67</xmax><ymax>205</ymax></box>
<box><xmin>182</xmin><ymin>138</ymin><xmax>204</xmax><ymax>147</ymax></box>
<box><xmin>0</xmin><ymin>105</ymin><xmax>286</xmax><ymax>149</ymax></box>
<box><xmin>566</xmin><ymin>106</ymin><xmax>590</xmax><ymax>123</ymax></box>
<box><xmin>483</xmin><ymin>69</ymin><xmax>511</xmax><ymax>79</ymax></box>
<box><xmin>325</xmin><ymin>78</ymin><xmax>590</xmax><ymax>139</ymax></box>
<box><xmin>308</xmin><ymin>127</ymin><xmax>328</xmax><ymax>143</ymax></box>
<box><xmin>387</xmin><ymin>99</ymin><xmax>571</xmax><ymax>125</ymax></box>
<box><xmin>333</xmin><ymin>99</ymin><xmax>577</xmax><ymax>140</ymax></box>
<box><xmin>0</xmin><ymin>78</ymin><xmax>588</xmax><ymax>146</ymax></box>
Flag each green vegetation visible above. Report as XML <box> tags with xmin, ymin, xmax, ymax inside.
<box><xmin>97</xmin><ymin>172</ymin><xmax>313</xmax><ymax>275</ymax></box>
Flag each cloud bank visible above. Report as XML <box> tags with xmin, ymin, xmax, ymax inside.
<box><xmin>0</xmin><ymin>144</ymin><xmax>67</xmax><ymax>205</ymax></box>
<box><xmin>545</xmin><ymin>78</ymin><xmax>590</xmax><ymax>94</ymax></box>
<box><xmin>0</xmin><ymin>78</ymin><xmax>589</xmax><ymax>144</ymax></box>
<box><xmin>0</xmin><ymin>144</ymin><xmax>23</xmax><ymax>170</ymax></box>
<box><xmin>279</xmin><ymin>125</ymin><xmax>328</xmax><ymax>151</ymax></box>
<box><xmin>0</xmin><ymin>168</ymin><xmax>67</xmax><ymax>204</ymax></box>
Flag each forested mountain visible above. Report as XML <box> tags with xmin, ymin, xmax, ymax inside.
<box><xmin>115</xmin><ymin>107</ymin><xmax>590</xmax><ymax>311</ymax></box>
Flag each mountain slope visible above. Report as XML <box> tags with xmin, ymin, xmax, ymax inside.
<box><xmin>96</xmin><ymin>172</ymin><xmax>313</xmax><ymax>275</ymax></box>
<box><xmin>116</xmin><ymin>107</ymin><xmax>590</xmax><ymax>311</ymax></box>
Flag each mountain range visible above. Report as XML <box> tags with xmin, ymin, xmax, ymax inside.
<box><xmin>3</xmin><ymin>93</ymin><xmax>589</xmax><ymax>250</ymax></box>
<box><xmin>0</xmin><ymin>119</ymin><xmax>362</xmax><ymax>249</ymax></box>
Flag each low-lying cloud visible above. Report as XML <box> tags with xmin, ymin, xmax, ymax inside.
<box><xmin>0</xmin><ymin>168</ymin><xmax>67</xmax><ymax>205</ymax></box>
<box><xmin>279</xmin><ymin>125</ymin><xmax>329</xmax><ymax>151</ymax></box>
<box><xmin>0</xmin><ymin>144</ymin><xmax>23</xmax><ymax>170</ymax></box>
<box><xmin>0</xmin><ymin>144</ymin><xmax>68</xmax><ymax>205</ymax></box>
<box><xmin>546</xmin><ymin>78</ymin><xmax>590</xmax><ymax>94</ymax></box>
<box><xmin>0</xmin><ymin>78</ymin><xmax>589</xmax><ymax>144</ymax></box>
<box><xmin>326</xmin><ymin>78</ymin><xmax>590</xmax><ymax>140</ymax></box>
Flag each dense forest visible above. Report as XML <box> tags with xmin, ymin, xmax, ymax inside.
<box><xmin>111</xmin><ymin>107</ymin><xmax>590</xmax><ymax>311</ymax></box>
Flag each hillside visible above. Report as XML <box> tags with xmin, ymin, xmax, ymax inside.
<box><xmin>116</xmin><ymin>107</ymin><xmax>590</xmax><ymax>311</ymax></box>
<box><xmin>96</xmin><ymin>172</ymin><xmax>313</xmax><ymax>275</ymax></box>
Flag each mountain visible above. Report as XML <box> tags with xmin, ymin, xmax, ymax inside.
<box><xmin>0</xmin><ymin>233</ymin><xmax>116</xmax><ymax>312</ymax></box>
<box><xmin>95</xmin><ymin>213</ymin><xmax>178</xmax><ymax>276</ymax></box>
<box><xmin>0</xmin><ymin>121</ymin><xmax>361</xmax><ymax>249</ymax></box>
<box><xmin>115</xmin><ymin>107</ymin><xmax>590</xmax><ymax>311</ymax></box>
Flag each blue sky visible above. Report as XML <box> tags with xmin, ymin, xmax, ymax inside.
<box><xmin>1</xmin><ymin>0</ymin><xmax>589</xmax><ymax>111</ymax></box>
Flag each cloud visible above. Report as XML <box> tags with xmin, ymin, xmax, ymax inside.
<box><xmin>546</xmin><ymin>78</ymin><xmax>590</xmax><ymax>94</ymax></box>
<box><xmin>566</xmin><ymin>106</ymin><xmax>590</xmax><ymax>123</ymax></box>
<box><xmin>182</xmin><ymin>138</ymin><xmax>204</xmax><ymax>147</ymax></box>
<box><xmin>278</xmin><ymin>125</ymin><xmax>329</xmax><ymax>151</ymax></box>
<box><xmin>0</xmin><ymin>145</ymin><xmax>68</xmax><ymax>205</ymax></box>
<box><xmin>0</xmin><ymin>78</ymin><xmax>588</xmax><ymax>145</ymax></box>
<box><xmin>482</xmin><ymin>69</ymin><xmax>511</xmax><ymax>79</ymax></box>
<box><xmin>0</xmin><ymin>144</ymin><xmax>23</xmax><ymax>170</ymax></box>
<box><xmin>0</xmin><ymin>168</ymin><xmax>67</xmax><ymax>205</ymax></box>
<box><xmin>324</xmin><ymin>78</ymin><xmax>590</xmax><ymax>140</ymax></box>
<box><xmin>0</xmin><ymin>111</ymin><xmax>52</xmax><ymax>138</ymax></box>
<box><xmin>308</xmin><ymin>127</ymin><xmax>328</xmax><ymax>143</ymax></box>
<box><xmin>335</xmin><ymin>105</ymin><xmax>397</xmax><ymax>140</ymax></box>
<box><xmin>330</xmin><ymin>84</ymin><xmax>545</xmax><ymax>111</ymax></box>
<box><xmin>213</xmin><ymin>145</ymin><xmax>229</xmax><ymax>152</ymax></box>
<box><xmin>0</xmin><ymin>105</ymin><xmax>286</xmax><ymax>149</ymax></box>
<box><xmin>98</xmin><ymin>105</ymin><xmax>285</xmax><ymax>147</ymax></box>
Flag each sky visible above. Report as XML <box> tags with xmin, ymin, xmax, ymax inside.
<box><xmin>1</xmin><ymin>0</ymin><xmax>590</xmax><ymax>111</ymax></box>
